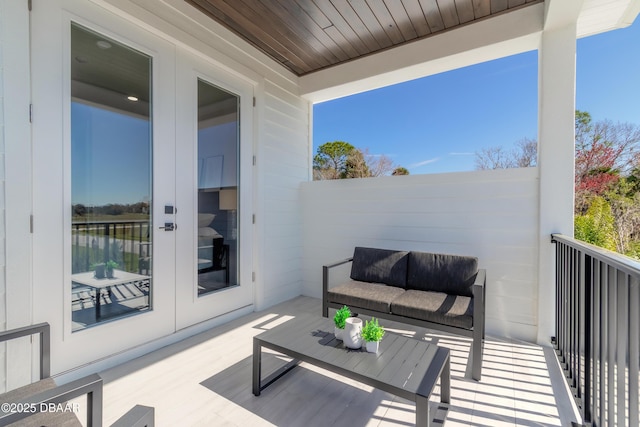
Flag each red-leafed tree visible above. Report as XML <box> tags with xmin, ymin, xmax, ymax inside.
<box><xmin>574</xmin><ymin>111</ymin><xmax>640</xmax><ymax>214</ymax></box>
<box><xmin>575</xmin><ymin>111</ymin><xmax>640</xmax><ymax>175</ymax></box>
<box><xmin>576</xmin><ymin>171</ymin><xmax>620</xmax><ymax>195</ymax></box>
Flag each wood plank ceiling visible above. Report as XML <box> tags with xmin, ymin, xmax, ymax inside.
<box><xmin>186</xmin><ymin>0</ymin><xmax>542</xmax><ymax>76</ymax></box>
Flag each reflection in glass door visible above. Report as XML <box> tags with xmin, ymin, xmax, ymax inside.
<box><xmin>70</xmin><ymin>23</ymin><xmax>152</xmax><ymax>330</ymax></box>
<box><xmin>197</xmin><ymin>79</ymin><xmax>239</xmax><ymax>296</ymax></box>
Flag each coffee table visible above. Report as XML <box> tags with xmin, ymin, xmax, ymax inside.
<box><xmin>252</xmin><ymin>315</ymin><xmax>450</xmax><ymax>426</ymax></box>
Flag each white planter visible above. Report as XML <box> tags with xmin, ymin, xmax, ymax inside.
<box><xmin>366</xmin><ymin>341</ymin><xmax>379</xmax><ymax>353</ymax></box>
<box><xmin>334</xmin><ymin>326</ymin><xmax>344</xmax><ymax>341</ymax></box>
<box><xmin>343</xmin><ymin>317</ymin><xmax>363</xmax><ymax>349</ymax></box>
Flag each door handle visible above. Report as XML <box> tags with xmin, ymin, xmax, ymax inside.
<box><xmin>159</xmin><ymin>222</ymin><xmax>176</xmax><ymax>231</ymax></box>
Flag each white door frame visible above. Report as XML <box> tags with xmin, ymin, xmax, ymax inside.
<box><xmin>175</xmin><ymin>49</ymin><xmax>255</xmax><ymax>330</ymax></box>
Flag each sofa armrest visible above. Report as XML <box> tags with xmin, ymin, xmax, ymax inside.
<box><xmin>0</xmin><ymin>322</ymin><xmax>50</xmax><ymax>379</ymax></box>
<box><xmin>472</xmin><ymin>269</ymin><xmax>486</xmax><ymax>315</ymax></box>
<box><xmin>322</xmin><ymin>257</ymin><xmax>353</xmax><ymax>317</ymax></box>
<box><xmin>323</xmin><ymin>257</ymin><xmax>354</xmax><ymax>270</ymax></box>
<box><xmin>472</xmin><ymin>269</ymin><xmax>486</xmax><ymax>334</ymax></box>
<box><xmin>0</xmin><ymin>373</ymin><xmax>103</xmax><ymax>426</ymax></box>
<box><xmin>473</xmin><ymin>269</ymin><xmax>486</xmax><ymax>292</ymax></box>
<box><xmin>471</xmin><ymin>269</ymin><xmax>486</xmax><ymax>380</ymax></box>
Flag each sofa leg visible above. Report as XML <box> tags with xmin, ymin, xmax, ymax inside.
<box><xmin>322</xmin><ymin>303</ymin><xmax>328</xmax><ymax>318</ymax></box>
<box><xmin>472</xmin><ymin>329</ymin><xmax>483</xmax><ymax>381</ymax></box>
<box><xmin>472</xmin><ymin>344</ymin><xmax>481</xmax><ymax>381</ymax></box>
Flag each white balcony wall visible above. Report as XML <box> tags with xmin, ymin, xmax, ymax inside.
<box><xmin>302</xmin><ymin>168</ymin><xmax>540</xmax><ymax>341</ymax></box>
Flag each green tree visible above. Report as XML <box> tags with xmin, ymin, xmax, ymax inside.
<box><xmin>313</xmin><ymin>141</ymin><xmax>355</xmax><ymax>180</ymax></box>
<box><xmin>574</xmin><ymin>197</ymin><xmax>617</xmax><ymax>251</ymax></box>
<box><xmin>73</xmin><ymin>204</ymin><xmax>87</xmax><ymax>217</ymax></box>
<box><xmin>344</xmin><ymin>149</ymin><xmax>370</xmax><ymax>178</ymax></box>
<box><xmin>605</xmin><ymin>180</ymin><xmax>640</xmax><ymax>255</ymax></box>
<box><xmin>313</xmin><ymin>141</ymin><xmax>399</xmax><ymax>180</ymax></box>
<box><xmin>392</xmin><ymin>167</ymin><xmax>410</xmax><ymax>176</ymax></box>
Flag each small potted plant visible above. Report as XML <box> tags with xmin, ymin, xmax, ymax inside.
<box><xmin>105</xmin><ymin>260</ymin><xmax>119</xmax><ymax>279</ymax></box>
<box><xmin>361</xmin><ymin>317</ymin><xmax>385</xmax><ymax>353</ymax></box>
<box><xmin>333</xmin><ymin>305</ymin><xmax>351</xmax><ymax>341</ymax></box>
<box><xmin>92</xmin><ymin>262</ymin><xmax>106</xmax><ymax>279</ymax></box>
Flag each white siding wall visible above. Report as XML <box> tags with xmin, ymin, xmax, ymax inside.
<box><xmin>256</xmin><ymin>80</ymin><xmax>309</xmax><ymax>308</ymax></box>
<box><xmin>0</xmin><ymin>0</ymin><xmax>6</xmax><ymax>394</ymax></box>
<box><xmin>0</xmin><ymin>0</ymin><xmax>33</xmax><ymax>392</ymax></box>
<box><xmin>302</xmin><ymin>168</ymin><xmax>540</xmax><ymax>342</ymax></box>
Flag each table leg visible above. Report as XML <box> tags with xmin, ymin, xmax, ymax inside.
<box><xmin>441</xmin><ymin>355</ymin><xmax>451</xmax><ymax>404</ymax></box>
<box><xmin>415</xmin><ymin>394</ymin><xmax>429</xmax><ymax>427</ymax></box>
<box><xmin>95</xmin><ymin>289</ymin><xmax>101</xmax><ymax>320</ymax></box>
<box><xmin>252</xmin><ymin>338</ymin><xmax>262</xmax><ymax>396</ymax></box>
<box><xmin>416</xmin><ymin>349</ymin><xmax>451</xmax><ymax>426</ymax></box>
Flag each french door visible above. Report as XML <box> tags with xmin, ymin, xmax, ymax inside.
<box><xmin>174</xmin><ymin>52</ymin><xmax>254</xmax><ymax>330</ymax></box>
<box><xmin>31</xmin><ymin>0</ymin><xmax>253</xmax><ymax>374</ymax></box>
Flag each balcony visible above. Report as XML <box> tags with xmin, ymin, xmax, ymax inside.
<box><xmin>9</xmin><ymin>230</ymin><xmax>640</xmax><ymax>426</ymax></box>
<box><xmin>93</xmin><ymin>296</ymin><xmax>578</xmax><ymax>426</ymax></box>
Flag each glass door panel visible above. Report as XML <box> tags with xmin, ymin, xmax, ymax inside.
<box><xmin>197</xmin><ymin>79</ymin><xmax>239</xmax><ymax>296</ymax></box>
<box><xmin>70</xmin><ymin>23</ymin><xmax>152</xmax><ymax>331</ymax></box>
<box><xmin>175</xmin><ymin>54</ymin><xmax>253</xmax><ymax>330</ymax></box>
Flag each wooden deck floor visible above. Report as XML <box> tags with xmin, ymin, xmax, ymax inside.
<box><xmin>98</xmin><ymin>296</ymin><xmax>580</xmax><ymax>426</ymax></box>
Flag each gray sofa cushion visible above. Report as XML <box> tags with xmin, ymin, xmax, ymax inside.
<box><xmin>407</xmin><ymin>252</ymin><xmax>478</xmax><ymax>297</ymax></box>
<box><xmin>328</xmin><ymin>280</ymin><xmax>406</xmax><ymax>313</ymax></box>
<box><xmin>391</xmin><ymin>290</ymin><xmax>474</xmax><ymax>329</ymax></box>
<box><xmin>350</xmin><ymin>247</ymin><xmax>409</xmax><ymax>288</ymax></box>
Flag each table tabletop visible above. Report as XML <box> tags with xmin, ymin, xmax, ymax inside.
<box><xmin>71</xmin><ymin>269</ymin><xmax>150</xmax><ymax>289</ymax></box>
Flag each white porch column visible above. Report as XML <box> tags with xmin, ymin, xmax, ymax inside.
<box><xmin>537</xmin><ymin>23</ymin><xmax>578</xmax><ymax>345</ymax></box>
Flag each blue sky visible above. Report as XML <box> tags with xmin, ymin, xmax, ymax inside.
<box><xmin>313</xmin><ymin>19</ymin><xmax>640</xmax><ymax>175</ymax></box>
<box><xmin>72</xmin><ymin>102</ymin><xmax>151</xmax><ymax>206</ymax></box>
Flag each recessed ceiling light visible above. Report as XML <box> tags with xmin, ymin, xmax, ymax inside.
<box><xmin>96</xmin><ymin>40</ymin><xmax>112</xmax><ymax>49</ymax></box>
<box><xmin>127</xmin><ymin>96</ymin><xmax>139</xmax><ymax>102</ymax></box>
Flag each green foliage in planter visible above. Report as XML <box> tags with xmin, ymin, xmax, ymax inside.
<box><xmin>361</xmin><ymin>318</ymin><xmax>385</xmax><ymax>342</ymax></box>
<box><xmin>333</xmin><ymin>305</ymin><xmax>351</xmax><ymax>329</ymax></box>
<box><xmin>105</xmin><ymin>260</ymin><xmax>119</xmax><ymax>270</ymax></box>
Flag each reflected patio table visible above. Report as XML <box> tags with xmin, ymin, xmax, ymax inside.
<box><xmin>71</xmin><ymin>269</ymin><xmax>150</xmax><ymax>320</ymax></box>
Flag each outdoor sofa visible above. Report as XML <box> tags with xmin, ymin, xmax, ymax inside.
<box><xmin>322</xmin><ymin>247</ymin><xmax>486</xmax><ymax>381</ymax></box>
